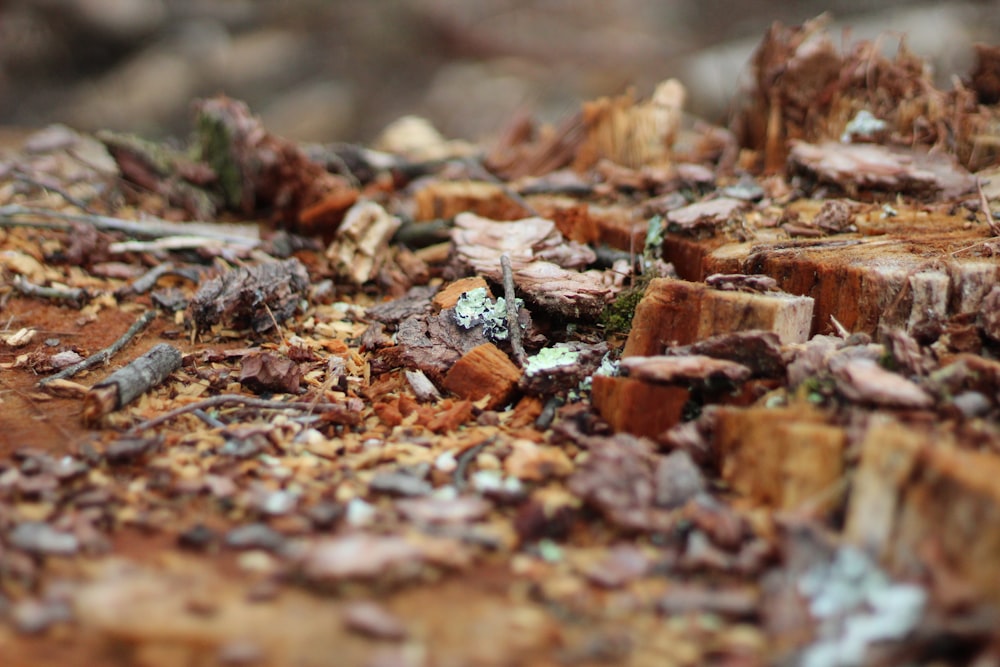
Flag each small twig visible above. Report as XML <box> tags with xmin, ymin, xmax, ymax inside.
<box><xmin>12</xmin><ymin>168</ymin><xmax>96</xmax><ymax>213</ymax></box>
<box><xmin>454</xmin><ymin>438</ymin><xmax>492</xmax><ymax>492</ymax></box>
<box><xmin>38</xmin><ymin>310</ymin><xmax>157</xmax><ymax>387</ymax></box>
<box><xmin>978</xmin><ymin>178</ymin><xmax>1000</xmax><ymax>236</ymax></box>
<box><xmin>118</xmin><ymin>262</ymin><xmax>175</xmax><ymax>297</ymax></box>
<box><xmin>830</xmin><ymin>314</ymin><xmax>850</xmax><ymax>339</ymax></box>
<box><xmin>500</xmin><ymin>254</ymin><xmax>527</xmax><ymax>367</ymax></box>
<box><xmin>127</xmin><ymin>394</ymin><xmax>349</xmax><ymax>434</ymax></box>
<box><xmin>14</xmin><ymin>275</ymin><xmax>90</xmax><ymax>306</ymax></box>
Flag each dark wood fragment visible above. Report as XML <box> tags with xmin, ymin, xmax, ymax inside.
<box><xmin>188</xmin><ymin>259</ymin><xmax>309</xmax><ymax>335</ymax></box>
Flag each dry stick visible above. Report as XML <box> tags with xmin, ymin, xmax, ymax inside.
<box><xmin>38</xmin><ymin>310</ymin><xmax>157</xmax><ymax>387</ymax></box>
<box><xmin>14</xmin><ymin>275</ymin><xmax>89</xmax><ymax>305</ymax></box>
<box><xmin>128</xmin><ymin>394</ymin><xmax>349</xmax><ymax>434</ymax></box>
<box><xmin>500</xmin><ymin>254</ymin><xmax>527</xmax><ymax>367</ymax></box>
<box><xmin>12</xmin><ymin>169</ymin><xmax>96</xmax><ymax>213</ymax></box>
<box><xmin>978</xmin><ymin>178</ymin><xmax>1000</xmax><ymax>236</ymax></box>
<box><xmin>0</xmin><ymin>205</ymin><xmax>259</xmax><ymax>248</ymax></box>
<box><xmin>82</xmin><ymin>343</ymin><xmax>183</xmax><ymax>424</ymax></box>
<box><xmin>119</xmin><ymin>262</ymin><xmax>175</xmax><ymax>296</ymax></box>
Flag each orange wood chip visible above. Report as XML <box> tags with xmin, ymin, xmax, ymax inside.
<box><xmin>442</xmin><ymin>343</ymin><xmax>522</xmax><ymax>411</ymax></box>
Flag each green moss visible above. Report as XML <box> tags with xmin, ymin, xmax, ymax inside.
<box><xmin>600</xmin><ymin>278</ymin><xmax>649</xmax><ymax>335</ymax></box>
<box><xmin>196</xmin><ymin>112</ymin><xmax>243</xmax><ymax>210</ymax></box>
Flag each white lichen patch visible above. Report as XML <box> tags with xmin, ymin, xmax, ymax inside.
<box><xmin>840</xmin><ymin>109</ymin><xmax>887</xmax><ymax>143</ymax></box>
<box><xmin>525</xmin><ymin>346</ymin><xmax>580</xmax><ymax>377</ymax></box>
<box><xmin>453</xmin><ymin>287</ymin><xmax>518</xmax><ymax>342</ymax></box>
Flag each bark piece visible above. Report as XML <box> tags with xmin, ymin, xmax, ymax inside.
<box><xmin>714</xmin><ymin>405</ymin><xmax>846</xmax><ymax>514</ymax></box>
<box><xmin>239</xmin><ymin>351</ymin><xmax>301</xmax><ymax>395</ymax></box>
<box><xmin>591</xmin><ymin>375</ymin><xmax>690</xmax><ymax>439</ymax></box>
<box><xmin>326</xmin><ymin>201</ymin><xmax>401</xmax><ymax>285</ymax></box>
<box><xmin>342</xmin><ymin>601</ymin><xmax>408</xmax><ymax>641</ymax></box>
<box><xmin>676</xmin><ymin>330</ymin><xmax>787</xmax><ymax>379</ymax></box>
<box><xmin>828</xmin><ymin>356</ymin><xmax>932</xmax><ymax>409</ymax></box>
<box><xmin>624</xmin><ymin>277</ymin><xmax>814</xmax><ymax>357</ymax></box>
<box><xmin>442</xmin><ymin>343</ymin><xmax>522</xmax><ymax>410</ymax></box>
<box><xmin>620</xmin><ymin>355</ymin><xmax>751</xmax><ymax>385</ymax></box>
<box><xmin>789</xmin><ymin>141</ymin><xmax>976</xmax><ymax>200</ymax></box>
<box><xmin>82</xmin><ymin>343</ymin><xmax>182</xmax><ymax>424</ymax></box>
<box><xmin>367</xmin><ymin>285</ymin><xmax>436</xmax><ymax>325</ymax></box>
<box><xmin>666</xmin><ymin>197</ymin><xmax>749</xmax><ymax>236</ymax></box>
<box><xmin>188</xmin><ymin>259</ymin><xmax>309</xmax><ymax>335</ymax></box>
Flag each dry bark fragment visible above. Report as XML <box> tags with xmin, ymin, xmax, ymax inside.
<box><xmin>666</xmin><ymin>197</ymin><xmax>748</xmax><ymax>236</ymax></box>
<box><xmin>789</xmin><ymin>141</ymin><xmax>976</xmax><ymax>200</ymax></box>
<box><xmin>591</xmin><ymin>375</ymin><xmax>690</xmax><ymax>439</ymax></box>
<box><xmin>620</xmin><ymin>355</ymin><xmax>751</xmax><ymax>385</ymax></box>
<box><xmin>188</xmin><ymin>259</ymin><xmax>309</xmax><ymax>335</ymax></box>
<box><xmin>828</xmin><ymin>356</ymin><xmax>932</xmax><ymax>409</ymax></box>
<box><xmin>675</xmin><ymin>330</ymin><xmax>787</xmax><ymax>379</ymax></box>
<box><xmin>239</xmin><ymin>351</ymin><xmax>301</xmax><ymax>395</ymax></box>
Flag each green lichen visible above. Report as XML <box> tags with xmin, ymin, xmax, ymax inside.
<box><xmin>454</xmin><ymin>287</ymin><xmax>519</xmax><ymax>342</ymax></box>
<box><xmin>525</xmin><ymin>346</ymin><xmax>580</xmax><ymax>377</ymax></box>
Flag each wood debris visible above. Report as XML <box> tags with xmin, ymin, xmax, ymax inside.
<box><xmin>5</xmin><ymin>16</ymin><xmax>1000</xmax><ymax>667</ymax></box>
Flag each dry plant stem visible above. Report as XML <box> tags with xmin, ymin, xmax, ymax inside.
<box><xmin>128</xmin><ymin>394</ymin><xmax>347</xmax><ymax>434</ymax></box>
<box><xmin>14</xmin><ymin>275</ymin><xmax>89</xmax><ymax>305</ymax></box>
<box><xmin>454</xmin><ymin>438</ymin><xmax>491</xmax><ymax>492</ymax></box>
<box><xmin>13</xmin><ymin>169</ymin><xmax>96</xmax><ymax>212</ymax></box>
<box><xmin>500</xmin><ymin>254</ymin><xmax>527</xmax><ymax>367</ymax></box>
<box><xmin>0</xmin><ymin>204</ymin><xmax>259</xmax><ymax>248</ymax></box>
<box><xmin>978</xmin><ymin>178</ymin><xmax>1000</xmax><ymax>236</ymax></box>
<box><xmin>39</xmin><ymin>310</ymin><xmax>157</xmax><ymax>387</ymax></box>
<box><xmin>82</xmin><ymin>343</ymin><xmax>183</xmax><ymax>424</ymax></box>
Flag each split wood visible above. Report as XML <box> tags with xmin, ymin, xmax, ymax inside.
<box><xmin>82</xmin><ymin>343</ymin><xmax>183</xmax><ymax>424</ymax></box>
<box><xmin>38</xmin><ymin>310</ymin><xmax>157</xmax><ymax>387</ymax></box>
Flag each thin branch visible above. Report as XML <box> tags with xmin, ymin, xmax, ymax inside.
<box><xmin>38</xmin><ymin>310</ymin><xmax>157</xmax><ymax>387</ymax></box>
<box><xmin>978</xmin><ymin>178</ymin><xmax>1000</xmax><ymax>236</ymax></box>
<box><xmin>500</xmin><ymin>254</ymin><xmax>527</xmax><ymax>367</ymax></box>
<box><xmin>0</xmin><ymin>204</ymin><xmax>260</xmax><ymax>248</ymax></box>
<box><xmin>127</xmin><ymin>394</ymin><xmax>351</xmax><ymax>434</ymax></box>
<box><xmin>14</xmin><ymin>275</ymin><xmax>90</xmax><ymax>306</ymax></box>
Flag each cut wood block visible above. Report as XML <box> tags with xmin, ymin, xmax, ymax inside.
<box><xmin>623</xmin><ymin>277</ymin><xmax>814</xmax><ymax>357</ymax></box>
<box><xmin>536</xmin><ymin>198</ymin><xmax>646</xmax><ymax>251</ymax></box>
<box><xmin>442</xmin><ymin>343</ymin><xmax>521</xmax><ymax>410</ymax></box>
<box><xmin>846</xmin><ymin>417</ymin><xmax>1000</xmax><ymax>604</ymax></box>
<box><xmin>432</xmin><ymin>276</ymin><xmax>490</xmax><ymax>311</ymax></box>
<box><xmin>590</xmin><ymin>375</ymin><xmax>690</xmax><ymax>439</ymax></box>
<box><xmin>662</xmin><ymin>210</ymin><xmax>1000</xmax><ymax>337</ymax></box>
<box><xmin>714</xmin><ymin>405</ymin><xmax>846</xmax><ymax>514</ymax></box>
<box><xmin>413</xmin><ymin>181</ymin><xmax>526</xmax><ymax>221</ymax></box>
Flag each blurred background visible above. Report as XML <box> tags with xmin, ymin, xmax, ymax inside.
<box><xmin>1</xmin><ymin>0</ymin><xmax>998</xmax><ymax>144</ymax></box>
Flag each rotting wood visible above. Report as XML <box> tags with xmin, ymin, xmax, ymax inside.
<box><xmin>590</xmin><ymin>375</ymin><xmax>690</xmax><ymax>439</ymax></box>
<box><xmin>82</xmin><ymin>343</ymin><xmax>182</xmax><ymax>424</ymax></box>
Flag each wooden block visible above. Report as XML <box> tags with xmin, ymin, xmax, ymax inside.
<box><xmin>442</xmin><ymin>343</ymin><xmax>521</xmax><ymax>410</ymax></box>
<box><xmin>536</xmin><ymin>198</ymin><xmax>646</xmax><ymax>251</ymax></box>
<box><xmin>623</xmin><ymin>277</ymin><xmax>814</xmax><ymax>357</ymax></box>
<box><xmin>847</xmin><ymin>417</ymin><xmax>1000</xmax><ymax>604</ymax></box>
<box><xmin>662</xmin><ymin>211</ymin><xmax>1000</xmax><ymax>337</ymax></box>
<box><xmin>413</xmin><ymin>181</ymin><xmax>526</xmax><ymax>222</ymax></box>
<box><xmin>590</xmin><ymin>375</ymin><xmax>689</xmax><ymax>438</ymax></box>
<box><xmin>714</xmin><ymin>405</ymin><xmax>846</xmax><ymax>514</ymax></box>
<box><xmin>432</xmin><ymin>277</ymin><xmax>490</xmax><ymax>311</ymax></box>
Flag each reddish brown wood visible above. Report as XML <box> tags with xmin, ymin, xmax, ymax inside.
<box><xmin>442</xmin><ymin>343</ymin><xmax>522</xmax><ymax>410</ymax></box>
